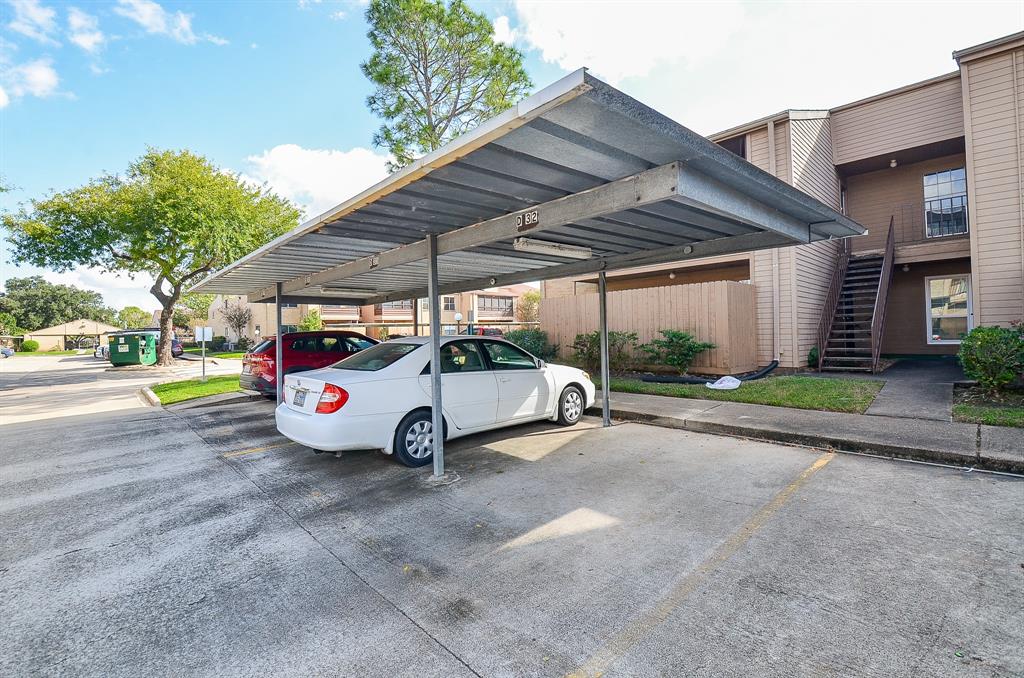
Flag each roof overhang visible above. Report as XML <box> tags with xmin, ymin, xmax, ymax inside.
<box><xmin>192</xmin><ymin>70</ymin><xmax>865</xmax><ymax>304</ymax></box>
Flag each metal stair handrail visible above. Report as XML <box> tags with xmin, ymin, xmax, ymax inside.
<box><xmin>815</xmin><ymin>237</ymin><xmax>851</xmax><ymax>370</ymax></box>
<box><xmin>870</xmin><ymin>217</ymin><xmax>896</xmax><ymax>372</ymax></box>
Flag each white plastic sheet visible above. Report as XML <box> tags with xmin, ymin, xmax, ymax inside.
<box><xmin>706</xmin><ymin>376</ymin><xmax>742</xmax><ymax>390</ymax></box>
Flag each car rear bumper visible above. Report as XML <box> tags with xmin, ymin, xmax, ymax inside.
<box><xmin>240</xmin><ymin>373</ymin><xmax>273</xmax><ymax>394</ymax></box>
<box><xmin>275</xmin><ymin>403</ymin><xmax>397</xmax><ymax>452</ymax></box>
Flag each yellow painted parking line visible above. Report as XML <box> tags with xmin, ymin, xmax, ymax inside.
<box><xmin>221</xmin><ymin>441</ymin><xmax>301</xmax><ymax>458</ymax></box>
<box><xmin>567</xmin><ymin>452</ymin><xmax>835</xmax><ymax>678</ymax></box>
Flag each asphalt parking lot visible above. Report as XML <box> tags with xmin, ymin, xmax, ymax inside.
<box><xmin>2</xmin><ymin>357</ymin><xmax>1023</xmax><ymax>676</ymax></box>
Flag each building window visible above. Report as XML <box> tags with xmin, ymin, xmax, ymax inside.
<box><xmin>477</xmin><ymin>295</ymin><xmax>513</xmax><ymax>314</ymax></box>
<box><xmin>382</xmin><ymin>300</ymin><xmax>413</xmax><ymax>310</ymax></box>
<box><xmin>925</xmin><ymin>275</ymin><xmax>971</xmax><ymax>344</ymax></box>
<box><xmin>280</xmin><ymin>324</ymin><xmax>298</xmax><ymax>334</ymax></box>
<box><xmin>421</xmin><ymin>299</ymin><xmax>429</xmax><ymax>311</ymax></box>
<box><xmin>443</xmin><ymin>296</ymin><xmax>456</xmax><ymax>311</ymax></box>
<box><xmin>716</xmin><ymin>135</ymin><xmax>745</xmax><ymax>158</ymax></box>
<box><xmin>280</xmin><ymin>303</ymin><xmax>297</xmax><ymax>309</ymax></box>
<box><xmin>924</xmin><ymin>168</ymin><xmax>968</xmax><ymax>238</ymax></box>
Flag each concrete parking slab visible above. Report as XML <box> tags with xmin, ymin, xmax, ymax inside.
<box><xmin>2</xmin><ymin>358</ymin><xmax>1022</xmax><ymax>676</ymax></box>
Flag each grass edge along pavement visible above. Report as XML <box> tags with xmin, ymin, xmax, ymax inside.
<box><xmin>151</xmin><ymin>375</ymin><xmax>242</xmax><ymax>405</ymax></box>
<box><xmin>182</xmin><ymin>348</ymin><xmax>247</xmax><ymax>360</ymax></box>
<box><xmin>953</xmin><ymin>403</ymin><xmax>1024</xmax><ymax>428</ymax></box>
<box><xmin>600</xmin><ymin>375</ymin><xmax>883</xmax><ymax>414</ymax></box>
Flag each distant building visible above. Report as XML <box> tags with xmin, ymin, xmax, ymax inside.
<box><xmin>23</xmin><ymin>319</ymin><xmax>121</xmax><ymax>351</ymax></box>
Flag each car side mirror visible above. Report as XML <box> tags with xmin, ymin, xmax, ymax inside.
<box><xmin>536</xmin><ymin>359</ymin><xmax>545</xmax><ymax>369</ymax></box>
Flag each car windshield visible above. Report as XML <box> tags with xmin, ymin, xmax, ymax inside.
<box><xmin>330</xmin><ymin>342</ymin><xmax>419</xmax><ymax>371</ymax></box>
<box><xmin>250</xmin><ymin>340</ymin><xmax>274</xmax><ymax>354</ymax></box>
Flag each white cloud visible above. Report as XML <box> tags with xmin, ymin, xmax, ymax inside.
<box><xmin>510</xmin><ymin>1</ymin><xmax>742</xmax><ymax>85</ymax></box>
<box><xmin>67</xmin><ymin>7</ymin><xmax>105</xmax><ymax>53</ymax></box>
<box><xmin>240</xmin><ymin>144</ymin><xmax>391</xmax><ymax>218</ymax></box>
<box><xmin>0</xmin><ymin>85</ymin><xmax>9</xmax><ymax>108</ymax></box>
<box><xmin>492</xmin><ymin>15</ymin><xmax>515</xmax><ymax>46</ymax></box>
<box><xmin>505</xmin><ymin>1</ymin><xmax>1024</xmax><ymax>136</ymax></box>
<box><xmin>329</xmin><ymin>10</ymin><xmax>347</xmax><ymax>21</ymax></box>
<box><xmin>1</xmin><ymin>263</ymin><xmax>162</xmax><ymax>312</ymax></box>
<box><xmin>4</xmin><ymin>58</ymin><xmax>59</xmax><ymax>99</ymax></box>
<box><xmin>6</xmin><ymin>0</ymin><xmax>58</xmax><ymax>45</ymax></box>
<box><xmin>112</xmin><ymin>0</ymin><xmax>226</xmax><ymax>46</ymax></box>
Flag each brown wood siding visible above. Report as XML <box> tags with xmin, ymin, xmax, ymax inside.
<box><xmin>747</xmin><ymin>127</ymin><xmax>780</xmax><ymax>365</ymax></box>
<box><xmin>598</xmin><ymin>262</ymin><xmax>749</xmax><ymax>291</ymax></box>
<box><xmin>845</xmin><ymin>153</ymin><xmax>969</xmax><ymax>254</ymax></box>
<box><xmin>832</xmin><ymin>75</ymin><xmax>965</xmax><ymax>165</ymax></box>
<box><xmin>881</xmin><ymin>258</ymin><xmax>971</xmax><ymax>355</ymax></box>
<box><xmin>539</xmin><ymin>281</ymin><xmax>757</xmax><ymax>375</ymax></box>
<box><xmin>962</xmin><ymin>48</ymin><xmax>1024</xmax><ymax>326</ymax></box>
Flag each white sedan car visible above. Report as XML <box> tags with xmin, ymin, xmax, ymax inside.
<box><xmin>275</xmin><ymin>336</ymin><xmax>596</xmax><ymax>467</ymax></box>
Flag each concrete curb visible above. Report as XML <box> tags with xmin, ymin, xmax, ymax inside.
<box><xmin>139</xmin><ymin>387</ymin><xmax>161</xmax><ymax>407</ymax></box>
<box><xmin>601</xmin><ymin>407</ymin><xmax>1023</xmax><ymax>475</ymax></box>
<box><xmin>165</xmin><ymin>392</ymin><xmax>265</xmax><ymax>411</ymax></box>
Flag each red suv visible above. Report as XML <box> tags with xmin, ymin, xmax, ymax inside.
<box><xmin>241</xmin><ymin>331</ymin><xmax>378</xmax><ymax>396</ymax></box>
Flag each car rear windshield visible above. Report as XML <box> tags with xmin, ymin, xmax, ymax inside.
<box><xmin>330</xmin><ymin>342</ymin><xmax>419</xmax><ymax>371</ymax></box>
<box><xmin>250</xmin><ymin>340</ymin><xmax>274</xmax><ymax>354</ymax></box>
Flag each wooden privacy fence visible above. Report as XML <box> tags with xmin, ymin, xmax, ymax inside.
<box><xmin>539</xmin><ymin>281</ymin><xmax>758</xmax><ymax>375</ymax></box>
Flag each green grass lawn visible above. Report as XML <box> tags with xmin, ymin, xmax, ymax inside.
<box><xmin>150</xmin><ymin>375</ymin><xmax>242</xmax><ymax>405</ymax></box>
<box><xmin>953</xmin><ymin>387</ymin><xmax>1024</xmax><ymax>428</ymax></box>
<box><xmin>603</xmin><ymin>375</ymin><xmax>884</xmax><ymax>414</ymax></box>
<box><xmin>182</xmin><ymin>347</ymin><xmax>247</xmax><ymax>359</ymax></box>
<box><xmin>11</xmin><ymin>350</ymin><xmax>82</xmax><ymax>357</ymax></box>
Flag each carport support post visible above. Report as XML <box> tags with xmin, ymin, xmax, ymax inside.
<box><xmin>598</xmin><ymin>271</ymin><xmax>611</xmax><ymax>427</ymax></box>
<box><xmin>275</xmin><ymin>282</ymin><xmax>284</xmax><ymax>405</ymax></box>
<box><xmin>426</xmin><ymin>235</ymin><xmax>445</xmax><ymax>477</ymax></box>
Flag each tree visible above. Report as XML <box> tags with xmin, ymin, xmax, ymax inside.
<box><xmin>221</xmin><ymin>300</ymin><xmax>253</xmax><ymax>342</ymax></box>
<box><xmin>3</xmin><ymin>149</ymin><xmax>299</xmax><ymax>365</ymax></box>
<box><xmin>362</xmin><ymin>0</ymin><xmax>532</xmax><ymax>170</ymax></box>
<box><xmin>516</xmin><ymin>289</ymin><xmax>540</xmax><ymax>323</ymax></box>
<box><xmin>0</xmin><ymin>311</ymin><xmax>23</xmax><ymax>335</ymax></box>
<box><xmin>117</xmin><ymin>305</ymin><xmax>151</xmax><ymax>329</ymax></box>
<box><xmin>0</xmin><ymin>276</ymin><xmax>115</xmax><ymax>331</ymax></box>
<box><xmin>298</xmin><ymin>308</ymin><xmax>324</xmax><ymax>331</ymax></box>
<box><xmin>173</xmin><ymin>293</ymin><xmax>214</xmax><ymax>330</ymax></box>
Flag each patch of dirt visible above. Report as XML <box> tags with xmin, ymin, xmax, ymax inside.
<box><xmin>953</xmin><ymin>384</ymin><xmax>1024</xmax><ymax>408</ymax></box>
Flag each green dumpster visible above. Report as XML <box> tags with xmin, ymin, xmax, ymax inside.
<box><xmin>108</xmin><ymin>331</ymin><xmax>158</xmax><ymax>366</ymax></box>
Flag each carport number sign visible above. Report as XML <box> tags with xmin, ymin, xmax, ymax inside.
<box><xmin>516</xmin><ymin>209</ymin><xmax>539</xmax><ymax>232</ymax></box>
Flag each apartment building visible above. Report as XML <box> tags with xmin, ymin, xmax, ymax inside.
<box><xmin>542</xmin><ymin>31</ymin><xmax>1024</xmax><ymax>371</ymax></box>
<box><xmin>202</xmin><ymin>284</ymin><xmax>535</xmax><ymax>342</ymax></box>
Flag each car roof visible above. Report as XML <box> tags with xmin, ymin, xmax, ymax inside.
<box><xmin>390</xmin><ymin>335</ymin><xmax>509</xmax><ymax>346</ymax></box>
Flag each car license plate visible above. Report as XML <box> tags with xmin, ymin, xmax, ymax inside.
<box><xmin>242</xmin><ymin>364</ymin><xmax>251</xmax><ymax>374</ymax></box>
<box><xmin>117</xmin><ymin>345</ymin><xmax>129</xmax><ymax>353</ymax></box>
<box><xmin>293</xmin><ymin>390</ymin><xmax>306</xmax><ymax>407</ymax></box>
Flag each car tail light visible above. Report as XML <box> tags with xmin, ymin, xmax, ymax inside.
<box><xmin>315</xmin><ymin>384</ymin><xmax>349</xmax><ymax>414</ymax></box>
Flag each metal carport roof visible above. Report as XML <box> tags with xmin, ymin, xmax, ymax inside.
<box><xmin>191</xmin><ymin>69</ymin><xmax>864</xmax><ymax>305</ymax></box>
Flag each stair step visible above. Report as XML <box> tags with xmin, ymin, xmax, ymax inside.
<box><xmin>827</xmin><ymin>339</ymin><xmax>871</xmax><ymax>345</ymax></box>
<box><xmin>842</xmin><ymin>281</ymin><xmax>880</xmax><ymax>289</ymax></box>
<box><xmin>822</xmin><ymin>356</ymin><xmax>874</xmax><ymax>362</ymax></box>
<box><xmin>820</xmin><ymin>366</ymin><xmax>874</xmax><ymax>372</ymax></box>
<box><xmin>824</xmin><ymin>348</ymin><xmax>872</xmax><ymax>355</ymax></box>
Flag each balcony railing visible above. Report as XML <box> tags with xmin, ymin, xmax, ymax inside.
<box><xmin>864</xmin><ymin>201</ymin><xmax>969</xmax><ymax>249</ymax></box>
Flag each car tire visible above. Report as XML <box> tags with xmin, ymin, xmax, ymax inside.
<box><xmin>556</xmin><ymin>385</ymin><xmax>585</xmax><ymax>426</ymax></box>
<box><xmin>393</xmin><ymin>410</ymin><xmax>442</xmax><ymax>468</ymax></box>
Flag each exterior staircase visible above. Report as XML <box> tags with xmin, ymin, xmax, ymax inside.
<box><xmin>816</xmin><ymin>218</ymin><xmax>895</xmax><ymax>373</ymax></box>
<box><xmin>820</xmin><ymin>255</ymin><xmax>884</xmax><ymax>372</ymax></box>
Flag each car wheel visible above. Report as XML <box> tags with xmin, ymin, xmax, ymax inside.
<box><xmin>393</xmin><ymin>411</ymin><xmax>440</xmax><ymax>468</ymax></box>
<box><xmin>557</xmin><ymin>386</ymin><xmax>584</xmax><ymax>426</ymax></box>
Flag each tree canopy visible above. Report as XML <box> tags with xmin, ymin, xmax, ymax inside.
<box><xmin>0</xmin><ymin>276</ymin><xmax>114</xmax><ymax>331</ymax></box>
<box><xmin>116</xmin><ymin>306</ymin><xmax>151</xmax><ymax>329</ymax></box>
<box><xmin>298</xmin><ymin>308</ymin><xmax>324</xmax><ymax>332</ymax></box>
<box><xmin>3</xmin><ymin>149</ymin><xmax>299</xmax><ymax>364</ymax></box>
<box><xmin>362</xmin><ymin>0</ymin><xmax>532</xmax><ymax>170</ymax></box>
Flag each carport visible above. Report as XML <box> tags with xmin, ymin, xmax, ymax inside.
<box><xmin>191</xmin><ymin>69</ymin><xmax>864</xmax><ymax>478</ymax></box>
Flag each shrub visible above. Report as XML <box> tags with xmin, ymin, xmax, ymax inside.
<box><xmin>571</xmin><ymin>330</ymin><xmax>638</xmax><ymax>373</ymax></box>
<box><xmin>211</xmin><ymin>335</ymin><xmax>228</xmax><ymax>350</ymax></box>
<box><xmin>959</xmin><ymin>325</ymin><xmax>1024</xmax><ymax>395</ymax></box>
<box><xmin>639</xmin><ymin>329</ymin><xmax>715</xmax><ymax>375</ymax></box>
<box><xmin>504</xmin><ymin>328</ymin><xmax>558</xmax><ymax>362</ymax></box>
<box><xmin>19</xmin><ymin>339</ymin><xmax>39</xmax><ymax>352</ymax></box>
<box><xmin>236</xmin><ymin>337</ymin><xmax>254</xmax><ymax>352</ymax></box>
<box><xmin>807</xmin><ymin>346</ymin><xmax>819</xmax><ymax>368</ymax></box>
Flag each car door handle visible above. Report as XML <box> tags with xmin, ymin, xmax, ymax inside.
<box><xmin>499</xmin><ymin>377</ymin><xmax>511</xmax><ymax>383</ymax></box>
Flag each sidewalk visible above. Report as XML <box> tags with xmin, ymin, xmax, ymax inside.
<box><xmin>596</xmin><ymin>391</ymin><xmax>1023</xmax><ymax>474</ymax></box>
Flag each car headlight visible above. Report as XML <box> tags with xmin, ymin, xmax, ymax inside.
<box><xmin>582</xmin><ymin>371</ymin><xmax>591</xmax><ymax>382</ymax></box>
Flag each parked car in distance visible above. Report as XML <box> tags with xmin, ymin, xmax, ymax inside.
<box><xmin>241</xmin><ymin>331</ymin><xmax>378</xmax><ymax>396</ymax></box>
<box><xmin>171</xmin><ymin>338</ymin><xmax>184</xmax><ymax>358</ymax></box>
<box><xmin>462</xmin><ymin>326</ymin><xmax>504</xmax><ymax>336</ymax></box>
<box><xmin>275</xmin><ymin>336</ymin><xmax>595</xmax><ymax>467</ymax></box>
<box><xmin>93</xmin><ymin>344</ymin><xmax>107</xmax><ymax>359</ymax></box>
<box><xmin>0</xmin><ymin>346</ymin><xmax>14</xmax><ymax>358</ymax></box>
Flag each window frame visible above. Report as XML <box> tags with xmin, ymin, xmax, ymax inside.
<box><xmin>924</xmin><ymin>274</ymin><xmax>973</xmax><ymax>345</ymax></box>
<box><xmin>443</xmin><ymin>296</ymin><xmax>456</xmax><ymax>311</ymax></box>
<box><xmin>420</xmin><ymin>339</ymin><xmax>489</xmax><ymax>375</ymax></box>
<box><xmin>923</xmin><ymin>167</ymin><xmax>969</xmax><ymax>239</ymax></box>
<box><xmin>480</xmin><ymin>339</ymin><xmax>540</xmax><ymax>371</ymax></box>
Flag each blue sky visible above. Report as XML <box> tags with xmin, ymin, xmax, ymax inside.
<box><xmin>1</xmin><ymin>0</ymin><xmax>1020</xmax><ymax>310</ymax></box>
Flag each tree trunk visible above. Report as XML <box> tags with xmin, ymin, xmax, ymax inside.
<box><xmin>157</xmin><ymin>303</ymin><xmax>176</xmax><ymax>366</ymax></box>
